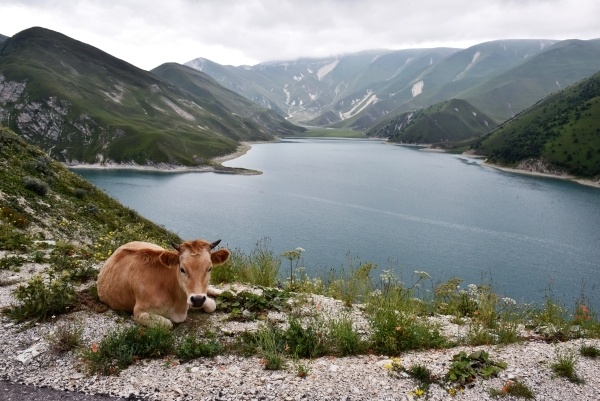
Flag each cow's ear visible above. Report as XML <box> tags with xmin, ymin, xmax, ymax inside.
<box><xmin>211</xmin><ymin>249</ymin><xmax>230</xmax><ymax>265</ymax></box>
<box><xmin>171</xmin><ymin>242</ymin><xmax>181</xmax><ymax>252</ymax></box>
<box><xmin>159</xmin><ymin>251</ymin><xmax>179</xmax><ymax>267</ymax></box>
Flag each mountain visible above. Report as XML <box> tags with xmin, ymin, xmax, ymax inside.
<box><xmin>151</xmin><ymin>63</ymin><xmax>302</xmax><ymax>137</ymax></box>
<box><xmin>366</xmin><ymin>99</ymin><xmax>496</xmax><ymax>144</ymax></box>
<box><xmin>471</xmin><ymin>70</ymin><xmax>600</xmax><ymax>178</ymax></box>
<box><xmin>186</xmin><ymin>48</ymin><xmax>459</xmax><ymax>124</ymax></box>
<box><xmin>0</xmin><ymin>34</ymin><xmax>8</xmax><ymax>43</ymax></box>
<box><xmin>0</xmin><ymin>27</ymin><xmax>302</xmax><ymax>167</ymax></box>
<box><xmin>188</xmin><ymin>39</ymin><xmax>600</xmax><ymax>133</ymax></box>
<box><xmin>460</xmin><ymin>39</ymin><xmax>600</xmax><ymax>122</ymax></box>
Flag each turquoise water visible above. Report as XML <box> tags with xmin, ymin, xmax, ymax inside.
<box><xmin>74</xmin><ymin>139</ymin><xmax>600</xmax><ymax>308</ymax></box>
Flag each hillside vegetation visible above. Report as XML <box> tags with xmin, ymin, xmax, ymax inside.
<box><xmin>0</xmin><ymin>126</ymin><xmax>179</xmax><ymax>255</ymax></box>
<box><xmin>0</xmin><ymin>27</ymin><xmax>302</xmax><ymax>167</ymax></box>
<box><xmin>472</xmin><ymin>70</ymin><xmax>600</xmax><ymax>178</ymax></box>
<box><xmin>366</xmin><ymin>99</ymin><xmax>496</xmax><ymax>144</ymax></box>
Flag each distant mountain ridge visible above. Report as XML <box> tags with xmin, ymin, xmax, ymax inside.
<box><xmin>0</xmin><ymin>27</ymin><xmax>302</xmax><ymax>167</ymax></box>
<box><xmin>0</xmin><ymin>34</ymin><xmax>8</xmax><ymax>43</ymax></box>
<box><xmin>186</xmin><ymin>39</ymin><xmax>600</xmax><ymax>132</ymax></box>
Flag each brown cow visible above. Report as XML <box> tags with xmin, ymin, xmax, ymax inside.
<box><xmin>97</xmin><ymin>239</ymin><xmax>230</xmax><ymax>328</ymax></box>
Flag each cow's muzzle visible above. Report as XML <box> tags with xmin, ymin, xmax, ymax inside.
<box><xmin>189</xmin><ymin>294</ymin><xmax>206</xmax><ymax>307</ymax></box>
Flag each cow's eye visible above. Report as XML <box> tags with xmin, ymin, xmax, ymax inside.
<box><xmin>208</xmin><ymin>266</ymin><xmax>212</xmax><ymax>272</ymax></box>
<box><xmin>180</xmin><ymin>267</ymin><xmax>186</xmax><ymax>274</ymax></box>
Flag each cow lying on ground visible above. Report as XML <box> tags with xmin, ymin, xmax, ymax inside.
<box><xmin>97</xmin><ymin>239</ymin><xmax>230</xmax><ymax>328</ymax></box>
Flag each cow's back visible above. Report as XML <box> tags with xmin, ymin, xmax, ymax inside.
<box><xmin>97</xmin><ymin>241</ymin><xmax>166</xmax><ymax>312</ymax></box>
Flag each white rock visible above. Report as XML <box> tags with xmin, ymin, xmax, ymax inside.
<box><xmin>15</xmin><ymin>345</ymin><xmax>41</xmax><ymax>364</ymax></box>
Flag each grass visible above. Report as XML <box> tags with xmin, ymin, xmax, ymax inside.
<box><xmin>82</xmin><ymin>324</ymin><xmax>174</xmax><ymax>375</ymax></box>
<box><xmin>490</xmin><ymin>380</ymin><xmax>535</xmax><ymax>399</ymax></box>
<box><xmin>551</xmin><ymin>348</ymin><xmax>584</xmax><ymax>384</ymax></box>
<box><xmin>580</xmin><ymin>344</ymin><xmax>600</xmax><ymax>358</ymax></box>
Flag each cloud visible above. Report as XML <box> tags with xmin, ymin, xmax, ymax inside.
<box><xmin>0</xmin><ymin>0</ymin><xmax>599</xmax><ymax>70</ymax></box>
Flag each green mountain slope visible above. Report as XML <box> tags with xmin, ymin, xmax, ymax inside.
<box><xmin>366</xmin><ymin>99</ymin><xmax>496</xmax><ymax>144</ymax></box>
<box><xmin>0</xmin><ymin>27</ymin><xmax>301</xmax><ymax>167</ymax></box>
<box><xmin>460</xmin><ymin>39</ymin><xmax>600</xmax><ymax>122</ymax></box>
<box><xmin>0</xmin><ymin>126</ymin><xmax>179</xmax><ymax>251</ymax></box>
<box><xmin>151</xmin><ymin>63</ymin><xmax>303</xmax><ymax>137</ymax></box>
<box><xmin>471</xmin><ymin>70</ymin><xmax>600</xmax><ymax>178</ymax></box>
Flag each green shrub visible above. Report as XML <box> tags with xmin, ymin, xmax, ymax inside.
<box><xmin>284</xmin><ymin>316</ymin><xmax>327</xmax><ymax>358</ymax></box>
<box><xmin>47</xmin><ymin>320</ymin><xmax>84</xmax><ymax>353</ymax></box>
<box><xmin>368</xmin><ymin>304</ymin><xmax>447</xmax><ymax>355</ymax></box>
<box><xmin>83</xmin><ymin>324</ymin><xmax>174</xmax><ymax>375</ymax></box>
<box><xmin>217</xmin><ymin>288</ymin><xmax>289</xmax><ymax>321</ymax></box>
<box><xmin>445</xmin><ymin>350</ymin><xmax>507</xmax><ymax>387</ymax></box>
<box><xmin>243</xmin><ymin>238</ymin><xmax>281</xmax><ymax>287</ymax></box>
<box><xmin>175</xmin><ymin>332</ymin><xmax>222</xmax><ymax>361</ymax></box>
<box><xmin>0</xmin><ymin>255</ymin><xmax>27</xmax><ymax>271</ymax></box>
<box><xmin>0</xmin><ymin>207</ymin><xmax>29</xmax><ymax>229</ymax></box>
<box><xmin>0</xmin><ymin>222</ymin><xmax>32</xmax><ymax>251</ymax></box>
<box><xmin>325</xmin><ymin>260</ymin><xmax>375</xmax><ymax>306</ymax></box>
<box><xmin>327</xmin><ymin>315</ymin><xmax>365</xmax><ymax>356</ymax></box>
<box><xmin>23</xmin><ymin>176</ymin><xmax>49</xmax><ymax>196</ymax></box>
<box><xmin>9</xmin><ymin>271</ymin><xmax>77</xmax><ymax>321</ymax></box>
<box><xmin>255</xmin><ymin>322</ymin><xmax>287</xmax><ymax>370</ymax></box>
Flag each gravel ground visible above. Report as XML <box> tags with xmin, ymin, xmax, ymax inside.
<box><xmin>1</xmin><ymin>265</ymin><xmax>599</xmax><ymax>401</ymax></box>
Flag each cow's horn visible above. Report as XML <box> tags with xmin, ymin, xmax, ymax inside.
<box><xmin>171</xmin><ymin>242</ymin><xmax>181</xmax><ymax>251</ymax></box>
<box><xmin>210</xmin><ymin>239</ymin><xmax>222</xmax><ymax>249</ymax></box>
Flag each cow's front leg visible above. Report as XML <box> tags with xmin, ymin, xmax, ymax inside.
<box><xmin>133</xmin><ymin>305</ymin><xmax>173</xmax><ymax>329</ymax></box>
<box><xmin>201</xmin><ymin>297</ymin><xmax>216</xmax><ymax>313</ymax></box>
<box><xmin>207</xmin><ymin>286</ymin><xmax>222</xmax><ymax>296</ymax></box>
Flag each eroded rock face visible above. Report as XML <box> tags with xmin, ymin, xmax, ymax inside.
<box><xmin>0</xmin><ymin>75</ymin><xmax>26</xmax><ymax>104</ymax></box>
<box><xmin>515</xmin><ymin>157</ymin><xmax>567</xmax><ymax>175</ymax></box>
<box><xmin>0</xmin><ymin>75</ymin><xmax>117</xmax><ymax>164</ymax></box>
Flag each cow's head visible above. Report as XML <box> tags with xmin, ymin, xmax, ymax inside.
<box><xmin>161</xmin><ymin>239</ymin><xmax>230</xmax><ymax>308</ymax></box>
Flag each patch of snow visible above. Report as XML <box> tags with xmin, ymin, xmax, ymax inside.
<box><xmin>411</xmin><ymin>81</ymin><xmax>424</xmax><ymax>97</ymax></box>
<box><xmin>556</xmin><ymin>80</ymin><xmax>561</xmax><ymax>90</ymax></box>
<box><xmin>293</xmin><ymin>74</ymin><xmax>303</xmax><ymax>81</ymax></box>
<box><xmin>472</xmin><ymin>111</ymin><xmax>477</xmax><ymax>117</ymax></box>
<box><xmin>454</xmin><ymin>51</ymin><xmax>481</xmax><ymax>81</ymax></box>
<box><xmin>317</xmin><ymin>60</ymin><xmax>339</xmax><ymax>80</ymax></box>
<box><xmin>371</xmin><ymin>55</ymin><xmax>381</xmax><ymax>63</ymax></box>
<box><xmin>307</xmin><ymin>67</ymin><xmax>313</xmax><ymax>74</ymax></box>
<box><xmin>430</xmin><ymin>57</ymin><xmax>433</xmax><ymax>65</ymax></box>
<box><xmin>454</xmin><ymin>108</ymin><xmax>459</xmax><ymax>112</ymax></box>
<box><xmin>283</xmin><ymin>87</ymin><xmax>291</xmax><ymax>105</ymax></box>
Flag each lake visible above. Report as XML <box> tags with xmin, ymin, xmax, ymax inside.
<box><xmin>74</xmin><ymin>138</ymin><xmax>600</xmax><ymax>309</ymax></box>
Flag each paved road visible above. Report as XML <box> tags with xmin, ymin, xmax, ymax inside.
<box><xmin>0</xmin><ymin>381</ymin><xmax>132</xmax><ymax>401</ymax></box>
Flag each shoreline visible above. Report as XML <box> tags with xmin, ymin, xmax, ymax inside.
<box><xmin>482</xmin><ymin>161</ymin><xmax>600</xmax><ymax>189</ymax></box>
<box><xmin>66</xmin><ymin>141</ymin><xmax>268</xmax><ymax>175</ymax></box>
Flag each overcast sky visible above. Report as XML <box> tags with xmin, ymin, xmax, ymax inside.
<box><xmin>1</xmin><ymin>0</ymin><xmax>599</xmax><ymax>70</ymax></box>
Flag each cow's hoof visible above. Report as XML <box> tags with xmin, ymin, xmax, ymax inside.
<box><xmin>136</xmin><ymin>312</ymin><xmax>173</xmax><ymax>329</ymax></box>
<box><xmin>202</xmin><ymin>297</ymin><xmax>216</xmax><ymax>313</ymax></box>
